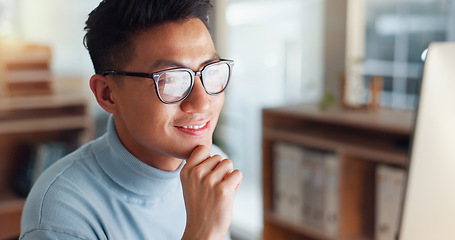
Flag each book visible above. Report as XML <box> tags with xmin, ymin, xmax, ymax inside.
<box><xmin>302</xmin><ymin>151</ymin><xmax>315</xmax><ymax>226</ymax></box>
<box><xmin>273</xmin><ymin>142</ymin><xmax>306</xmax><ymax>222</ymax></box>
<box><xmin>273</xmin><ymin>142</ymin><xmax>340</xmax><ymax>236</ymax></box>
<box><xmin>376</xmin><ymin>164</ymin><xmax>406</xmax><ymax>240</ymax></box>
<box><xmin>322</xmin><ymin>152</ymin><xmax>339</xmax><ymax>237</ymax></box>
<box><xmin>309</xmin><ymin>150</ymin><xmax>325</xmax><ymax>230</ymax></box>
<box><xmin>273</xmin><ymin>142</ymin><xmax>289</xmax><ymax>219</ymax></box>
<box><xmin>301</xmin><ymin>148</ymin><xmax>340</xmax><ymax>236</ymax></box>
<box><xmin>297</xmin><ymin>148</ymin><xmax>310</xmax><ymax>223</ymax></box>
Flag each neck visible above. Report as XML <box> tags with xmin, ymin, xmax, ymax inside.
<box><xmin>112</xmin><ymin>116</ymin><xmax>185</xmax><ymax>172</ymax></box>
<box><xmin>140</xmin><ymin>155</ymin><xmax>184</xmax><ymax>172</ymax></box>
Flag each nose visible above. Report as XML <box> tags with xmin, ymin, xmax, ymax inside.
<box><xmin>180</xmin><ymin>76</ymin><xmax>210</xmax><ymax>113</ymax></box>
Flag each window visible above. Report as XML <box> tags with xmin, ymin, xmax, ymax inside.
<box><xmin>362</xmin><ymin>0</ymin><xmax>455</xmax><ymax>110</ymax></box>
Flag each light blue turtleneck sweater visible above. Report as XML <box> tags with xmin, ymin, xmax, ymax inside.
<box><xmin>20</xmin><ymin>116</ymin><xmax>230</xmax><ymax>240</ymax></box>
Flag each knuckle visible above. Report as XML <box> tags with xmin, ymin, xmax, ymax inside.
<box><xmin>222</xmin><ymin>159</ymin><xmax>234</xmax><ymax>171</ymax></box>
<box><xmin>219</xmin><ymin>158</ymin><xmax>232</xmax><ymax>166</ymax></box>
<box><xmin>217</xmin><ymin>184</ymin><xmax>231</xmax><ymax>197</ymax></box>
<box><xmin>211</xmin><ymin>154</ymin><xmax>223</xmax><ymax>161</ymax></box>
<box><xmin>193</xmin><ymin>166</ymin><xmax>205</xmax><ymax>179</ymax></box>
<box><xmin>205</xmin><ymin>173</ymin><xmax>219</xmax><ymax>187</ymax></box>
<box><xmin>233</xmin><ymin>169</ymin><xmax>242</xmax><ymax>178</ymax></box>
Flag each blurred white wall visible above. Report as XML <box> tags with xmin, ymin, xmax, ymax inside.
<box><xmin>6</xmin><ymin>0</ymin><xmax>99</xmax><ymax>84</ymax></box>
<box><xmin>213</xmin><ymin>0</ymin><xmax>325</xmax><ymax>238</ymax></box>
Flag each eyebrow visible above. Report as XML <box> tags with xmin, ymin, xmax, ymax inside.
<box><xmin>148</xmin><ymin>54</ymin><xmax>221</xmax><ymax>72</ymax></box>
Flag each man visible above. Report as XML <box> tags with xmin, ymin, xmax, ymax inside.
<box><xmin>20</xmin><ymin>0</ymin><xmax>242</xmax><ymax>239</ymax></box>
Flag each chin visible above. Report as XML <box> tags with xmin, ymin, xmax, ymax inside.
<box><xmin>178</xmin><ymin>140</ymin><xmax>213</xmax><ymax>160</ymax></box>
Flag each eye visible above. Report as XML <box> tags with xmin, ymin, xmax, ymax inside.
<box><xmin>203</xmin><ymin>63</ymin><xmax>230</xmax><ymax>93</ymax></box>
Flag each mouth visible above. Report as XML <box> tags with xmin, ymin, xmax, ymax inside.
<box><xmin>175</xmin><ymin>121</ymin><xmax>210</xmax><ymax>136</ymax></box>
<box><xmin>180</xmin><ymin>122</ymin><xmax>208</xmax><ymax>130</ymax></box>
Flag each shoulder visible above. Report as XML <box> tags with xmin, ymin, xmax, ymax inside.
<box><xmin>20</xmin><ymin>228</ymin><xmax>89</xmax><ymax>240</ymax></box>
<box><xmin>20</xmin><ymin>140</ymin><xmax>105</xmax><ymax>239</ymax></box>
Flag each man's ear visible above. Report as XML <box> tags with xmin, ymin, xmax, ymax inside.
<box><xmin>89</xmin><ymin>74</ymin><xmax>118</xmax><ymax>114</ymax></box>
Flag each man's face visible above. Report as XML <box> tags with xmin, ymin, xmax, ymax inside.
<box><xmin>109</xmin><ymin>18</ymin><xmax>224</xmax><ymax>171</ymax></box>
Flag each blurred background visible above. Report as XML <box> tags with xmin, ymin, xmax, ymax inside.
<box><xmin>0</xmin><ymin>0</ymin><xmax>454</xmax><ymax>239</ymax></box>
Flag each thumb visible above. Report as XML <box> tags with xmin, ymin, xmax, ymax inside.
<box><xmin>185</xmin><ymin>145</ymin><xmax>211</xmax><ymax>168</ymax></box>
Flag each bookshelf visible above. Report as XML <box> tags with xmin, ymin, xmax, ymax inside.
<box><xmin>0</xmin><ymin>41</ymin><xmax>54</xmax><ymax>97</ymax></box>
<box><xmin>262</xmin><ymin>104</ymin><xmax>414</xmax><ymax>240</ymax></box>
<box><xmin>0</xmin><ymin>81</ymin><xmax>94</xmax><ymax>239</ymax></box>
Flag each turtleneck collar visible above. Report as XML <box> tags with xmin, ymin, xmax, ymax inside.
<box><xmin>93</xmin><ymin>115</ymin><xmax>184</xmax><ymax>199</ymax></box>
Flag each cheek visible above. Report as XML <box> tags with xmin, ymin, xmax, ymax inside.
<box><xmin>208</xmin><ymin>95</ymin><xmax>225</xmax><ymax>130</ymax></box>
<box><xmin>132</xmin><ymin>104</ymin><xmax>175</xmax><ymax>131</ymax></box>
<box><xmin>125</xmin><ymin>105</ymin><xmax>178</xmax><ymax>151</ymax></box>
<box><xmin>116</xmin><ymin>86</ymin><xmax>172</xmax><ymax>128</ymax></box>
<box><xmin>213</xmin><ymin>94</ymin><xmax>225</xmax><ymax>115</ymax></box>
<box><xmin>116</xmin><ymin>82</ymin><xmax>154</xmax><ymax>111</ymax></box>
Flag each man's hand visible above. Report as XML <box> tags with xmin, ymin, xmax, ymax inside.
<box><xmin>180</xmin><ymin>145</ymin><xmax>243</xmax><ymax>240</ymax></box>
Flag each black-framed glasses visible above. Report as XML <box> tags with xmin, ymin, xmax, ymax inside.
<box><xmin>103</xmin><ymin>59</ymin><xmax>234</xmax><ymax>104</ymax></box>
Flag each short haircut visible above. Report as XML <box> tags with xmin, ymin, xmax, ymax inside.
<box><xmin>84</xmin><ymin>0</ymin><xmax>213</xmax><ymax>74</ymax></box>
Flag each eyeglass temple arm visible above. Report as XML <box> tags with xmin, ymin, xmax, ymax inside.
<box><xmin>103</xmin><ymin>70</ymin><xmax>152</xmax><ymax>78</ymax></box>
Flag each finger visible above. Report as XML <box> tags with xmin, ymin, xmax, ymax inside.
<box><xmin>206</xmin><ymin>159</ymin><xmax>234</xmax><ymax>185</ymax></box>
<box><xmin>192</xmin><ymin>154</ymin><xmax>224</xmax><ymax>179</ymax></box>
<box><xmin>221</xmin><ymin>169</ymin><xmax>243</xmax><ymax>191</ymax></box>
<box><xmin>185</xmin><ymin>145</ymin><xmax>210</xmax><ymax>168</ymax></box>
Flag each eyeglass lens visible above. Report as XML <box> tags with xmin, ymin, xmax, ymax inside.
<box><xmin>157</xmin><ymin>62</ymin><xmax>230</xmax><ymax>103</ymax></box>
<box><xmin>158</xmin><ymin>70</ymin><xmax>192</xmax><ymax>103</ymax></box>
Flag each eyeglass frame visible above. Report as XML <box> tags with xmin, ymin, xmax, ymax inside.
<box><xmin>102</xmin><ymin>59</ymin><xmax>234</xmax><ymax>104</ymax></box>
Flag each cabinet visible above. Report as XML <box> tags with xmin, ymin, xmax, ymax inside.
<box><xmin>0</xmin><ymin>83</ymin><xmax>94</xmax><ymax>239</ymax></box>
<box><xmin>262</xmin><ymin>104</ymin><xmax>413</xmax><ymax>240</ymax></box>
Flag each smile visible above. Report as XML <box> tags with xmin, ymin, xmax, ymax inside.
<box><xmin>175</xmin><ymin>121</ymin><xmax>210</xmax><ymax>136</ymax></box>
<box><xmin>180</xmin><ymin>122</ymin><xmax>207</xmax><ymax>129</ymax></box>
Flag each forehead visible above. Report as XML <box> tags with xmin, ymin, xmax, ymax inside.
<box><xmin>127</xmin><ymin>18</ymin><xmax>216</xmax><ymax>71</ymax></box>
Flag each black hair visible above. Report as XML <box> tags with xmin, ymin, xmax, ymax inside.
<box><xmin>83</xmin><ymin>0</ymin><xmax>213</xmax><ymax>74</ymax></box>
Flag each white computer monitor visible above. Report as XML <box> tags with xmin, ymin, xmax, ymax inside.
<box><xmin>398</xmin><ymin>42</ymin><xmax>455</xmax><ymax>240</ymax></box>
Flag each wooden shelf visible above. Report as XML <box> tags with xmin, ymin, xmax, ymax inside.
<box><xmin>263</xmin><ymin>104</ymin><xmax>413</xmax><ymax>167</ymax></box>
<box><xmin>263</xmin><ymin>127</ymin><xmax>408</xmax><ymax>166</ymax></box>
<box><xmin>264</xmin><ymin>210</ymin><xmax>335</xmax><ymax>240</ymax></box>
<box><xmin>0</xmin><ymin>116</ymin><xmax>91</xmax><ymax>135</ymax></box>
<box><xmin>262</xmin><ymin>104</ymin><xmax>414</xmax><ymax>240</ymax></box>
<box><xmin>263</xmin><ymin>104</ymin><xmax>413</xmax><ymax>136</ymax></box>
<box><xmin>0</xmin><ymin>191</ymin><xmax>25</xmax><ymax>239</ymax></box>
<box><xmin>265</xmin><ymin>210</ymin><xmax>373</xmax><ymax>240</ymax></box>
<box><xmin>0</xmin><ymin>92</ymin><xmax>88</xmax><ymax>111</ymax></box>
<box><xmin>0</xmin><ymin>87</ymin><xmax>94</xmax><ymax>239</ymax></box>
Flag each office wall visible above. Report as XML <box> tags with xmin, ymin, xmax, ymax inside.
<box><xmin>13</xmin><ymin>0</ymin><xmax>100</xmax><ymax>84</ymax></box>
